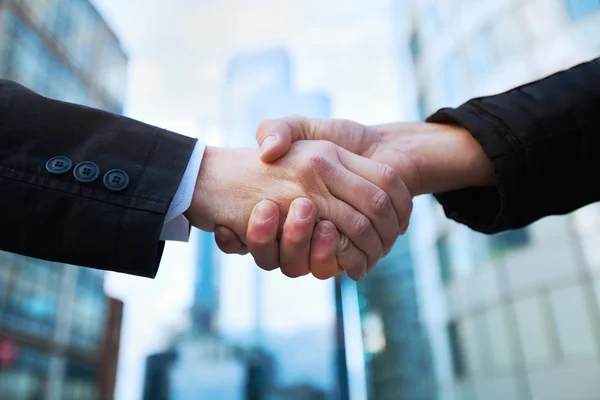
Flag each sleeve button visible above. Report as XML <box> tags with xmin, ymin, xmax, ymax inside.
<box><xmin>46</xmin><ymin>156</ymin><xmax>73</xmax><ymax>174</ymax></box>
<box><xmin>73</xmin><ymin>162</ymin><xmax>100</xmax><ymax>183</ymax></box>
<box><xmin>103</xmin><ymin>169</ymin><xmax>129</xmax><ymax>191</ymax></box>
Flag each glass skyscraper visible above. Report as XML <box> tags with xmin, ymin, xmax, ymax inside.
<box><xmin>0</xmin><ymin>1</ymin><xmax>127</xmax><ymax>399</ymax></box>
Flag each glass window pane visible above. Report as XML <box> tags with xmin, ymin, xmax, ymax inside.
<box><xmin>447</xmin><ymin>321</ymin><xmax>466</xmax><ymax>379</ymax></box>
<box><xmin>436</xmin><ymin>235</ymin><xmax>452</xmax><ymax>284</ymax></box>
<box><xmin>549</xmin><ymin>283</ymin><xmax>598</xmax><ymax>358</ymax></box>
<box><xmin>460</xmin><ymin>315</ymin><xmax>491</xmax><ymax>376</ymax></box>
<box><xmin>564</xmin><ymin>0</ymin><xmax>600</xmax><ymax>20</ymax></box>
<box><xmin>514</xmin><ymin>294</ymin><xmax>555</xmax><ymax>366</ymax></box>
<box><xmin>485</xmin><ymin>304</ymin><xmax>516</xmax><ymax>371</ymax></box>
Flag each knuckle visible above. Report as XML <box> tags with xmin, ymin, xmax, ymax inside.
<box><xmin>281</xmin><ymin>267</ymin><xmax>307</xmax><ymax>279</ymax></box>
<box><xmin>406</xmin><ymin>197</ymin><xmax>414</xmax><ymax>216</ymax></box>
<box><xmin>256</xmin><ymin>261</ymin><xmax>278</xmax><ymax>272</ymax></box>
<box><xmin>351</xmin><ymin>214</ymin><xmax>372</xmax><ymax>237</ymax></box>
<box><xmin>337</xmin><ymin>234</ymin><xmax>351</xmax><ymax>253</ymax></box>
<box><xmin>318</xmin><ymin>140</ymin><xmax>338</xmax><ymax>154</ymax></box>
<box><xmin>370</xmin><ymin>189</ymin><xmax>392</xmax><ymax>217</ymax></box>
<box><xmin>307</xmin><ymin>153</ymin><xmax>332</xmax><ymax>172</ymax></box>
<box><xmin>398</xmin><ymin>199</ymin><xmax>414</xmax><ymax>227</ymax></box>
<box><xmin>256</xmin><ymin>118</ymin><xmax>277</xmax><ymax>137</ymax></box>
<box><xmin>312</xmin><ymin>266</ymin><xmax>335</xmax><ymax>280</ymax></box>
<box><xmin>285</xmin><ymin>232</ymin><xmax>309</xmax><ymax>247</ymax></box>
<box><xmin>377</xmin><ymin>163</ymin><xmax>398</xmax><ymax>188</ymax></box>
<box><xmin>246</xmin><ymin>233</ymin><xmax>271</xmax><ymax>248</ymax></box>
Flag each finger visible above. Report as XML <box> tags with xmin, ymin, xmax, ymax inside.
<box><xmin>279</xmin><ymin>198</ymin><xmax>318</xmax><ymax>278</ymax></box>
<box><xmin>246</xmin><ymin>200</ymin><xmax>281</xmax><ymax>271</ymax></box>
<box><xmin>257</xmin><ymin>116</ymin><xmax>315</xmax><ymax>162</ymax></box>
<box><xmin>215</xmin><ymin>226</ymin><xmax>249</xmax><ymax>255</ymax></box>
<box><xmin>336</xmin><ymin>233</ymin><xmax>368</xmax><ymax>281</ymax></box>
<box><xmin>337</xmin><ymin>148</ymin><xmax>413</xmax><ymax>252</ymax></box>
<box><xmin>309</xmin><ymin>221</ymin><xmax>343</xmax><ymax>280</ymax></box>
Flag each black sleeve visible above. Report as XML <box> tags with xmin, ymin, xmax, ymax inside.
<box><xmin>428</xmin><ymin>58</ymin><xmax>600</xmax><ymax>234</ymax></box>
<box><xmin>0</xmin><ymin>79</ymin><xmax>197</xmax><ymax>277</ymax></box>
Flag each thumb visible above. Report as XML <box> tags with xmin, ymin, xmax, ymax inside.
<box><xmin>256</xmin><ymin>116</ymin><xmax>314</xmax><ymax>162</ymax></box>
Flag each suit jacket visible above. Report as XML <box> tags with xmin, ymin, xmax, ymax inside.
<box><xmin>0</xmin><ymin>79</ymin><xmax>197</xmax><ymax>277</ymax></box>
<box><xmin>429</xmin><ymin>58</ymin><xmax>600</xmax><ymax>234</ymax></box>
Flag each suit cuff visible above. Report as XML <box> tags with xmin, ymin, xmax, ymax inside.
<box><xmin>160</xmin><ymin>141</ymin><xmax>206</xmax><ymax>242</ymax></box>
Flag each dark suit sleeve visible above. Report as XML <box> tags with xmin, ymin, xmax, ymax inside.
<box><xmin>427</xmin><ymin>58</ymin><xmax>600</xmax><ymax>234</ymax></box>
<box><xmin>0</xmin><ymin>79</ymin><xmax>197</xmax><ymax>277</ymax></box>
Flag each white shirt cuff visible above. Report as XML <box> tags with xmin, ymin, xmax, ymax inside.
<box><xmin>159</xmin><ymin>141</ymin><xmax>206</xmax><ymax>242</ymax></box>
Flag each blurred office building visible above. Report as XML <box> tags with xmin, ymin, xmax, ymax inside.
<box><xmin>221</xmin><ymin>47</ymin><xmax>340</xmax><ymax>398</ymax></box>
<box><xmin>357</xmin><ymin>1</ymin><xmax>600</xmax><ymax>399</ymax></box>
<box><xmin>0</xmin><ymin>0</ymin><xmax>128</xmax><ymax>399</ymax></box>
<box><xmin>167</xmin><ymin>231</ymin><xmax>249</xmax><ymax>400</ymax></box>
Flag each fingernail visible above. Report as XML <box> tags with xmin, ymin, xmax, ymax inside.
<box><xmin>317</xmin><ymin>223</ymin><xmax>333</xmax><ymax>237</ymax></box>
<box><xmin>400</xmin><ymin>223</ymin><xmax>408</xmax><ymax>235</ymax></box>
<box><xmin>293</xmin><ymin>200</ymin><xmax>312</xmax><ymax>220</ymax></box>
<box><xmin>255</xmin><ymin>202</ymin><xmax>276</xmax><ymax>222</ymax></box>
<box><xmin>260</xmin><ymin>135</ymin><xmax>278</xmax><ymax>154</ymax></box>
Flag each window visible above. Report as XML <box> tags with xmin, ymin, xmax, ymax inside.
<box><xmin>69</xmin><ymin>268</ymin><xmax>107</xmax><ymax>351</ymax></box>
<box><xmin>565</xmin><ymin>0</ymin><xmax>600</xmax><ymax>20</ymax></box>
<box><xmin>416</xmin><ymin>94</ymin><xmax>427</xmax><ymax>121</ymax></box>
<box><xmin>447</xmin><ymin>322</ymin><xmax>466</xmax><ymax>379</ymax></box>
<box><xmin>0</xmin><ymin>346</ymin><xmax>50</xmax><ymax>400</ymax></box>
<box><xmin>63</xmin><ymin>361</ymin><xmax>98</xmax><ymax>400</ymax></box>
<box><xmin>549</xmin><ymin>284</ymin><xmax>598</xmax><ymax>358</ymax></box>
<box><xmin>436</xmin><ymin>235</ymin><xmax>452</xmax><ymax>284</ymax></box>
<box><xmin>4</xmin><ymin>257</ymin><xmax>60</xmax><ymax>338</ymax></box>
<box><xmin>485</xmin><ymin>305</ymin><xmax>516</xmax><ymax>371</ymax></box>
<box><xmin>409</xmin><ymin>30</ymin><xmax>420</xmax><ymax>63</ymax></box>
<box><xmin>0</xmin><ymin>252</ymin><xmax>14</xmax><ymax>308</ymax></box>
<box><xmin>487</xmin><ymin>228</ymin><xmax>530</xmax><ymax>258</ymax></box>
<box><xmin>514</xmin><ymin>294</ymin><xmax>556</xmax><ymax>366</ymax></box>
<box><xmin>460</xmin><ymin>315</ymin><xmax>492</xmax><ymax>376</ymax></box>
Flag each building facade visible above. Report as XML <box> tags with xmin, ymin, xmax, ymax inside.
<box><xmin>0</xmin><ymin>1</ymin><xmax>128</xmax><ymax>399</ymax></box>
<box><xmin>387</xmin><ymin>1</ymin><xmax>600</xmax><ymax>399</ymax></box>
<box><xmin>221</xmin><ymin>47</ymin><xmax>340</xmax><ymax>397</ymax></box>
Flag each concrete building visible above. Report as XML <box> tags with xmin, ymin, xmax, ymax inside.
<box><xmin>381</xmin><ymin>1</ymin><xmax>600</xmax><ymax>399</ymax></box>
<box><xmin>0</xmin><ymin>1</ymin><xmax>128</xmax><ymax>399</ymax></box>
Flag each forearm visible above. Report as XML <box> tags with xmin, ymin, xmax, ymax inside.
<box><xmin>428</xmin><ymin>58</ymin><xmax>600</xmax><ymax>232</ymax></box>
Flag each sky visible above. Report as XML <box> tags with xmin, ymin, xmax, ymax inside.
<box><xmin>91</xmin><ymin>1</ymin><xmax>408</xmax><ymax>399</ymax></box>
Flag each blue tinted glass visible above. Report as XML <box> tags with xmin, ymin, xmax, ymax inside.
<box><xmin>565</xmin><ymin>0</ymin><xmax>600</xmax><ymax>20</ymax></box>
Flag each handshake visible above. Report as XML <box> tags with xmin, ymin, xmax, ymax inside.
<box><xmin>183</xmin><ymin>116</ymin><xmax>495</xmax><ymax>281</ymax></box>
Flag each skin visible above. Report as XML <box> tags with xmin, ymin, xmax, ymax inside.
<box><xmin>183</xmin><ymin>140</ymin><xmax>412</xmax><ymax>281</ymax></box>
<box><xmin>214</xmin><ymin>117</ymin><xmax>495</xmax><ymax>280</ymax></box>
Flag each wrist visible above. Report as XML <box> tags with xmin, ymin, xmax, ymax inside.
<box><xmin>374</xmin><ymin>122</ymin><xmax>495</xmax><ymax>195</ymax></box>
<box><xmin>184</xmin><ymin>146</ymin><xmax>263</xmax><ymax>235</ymax></box>
<box><xmin>184</xmin><ymin>146</ymin><xmax>223</xmax><ymax>232</ymax></box>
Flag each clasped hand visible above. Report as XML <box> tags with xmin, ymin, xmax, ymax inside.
<box><xmin>185</xmin><ymin>122</ymin><xmax>413</xmax><ymax>281</ymax></box>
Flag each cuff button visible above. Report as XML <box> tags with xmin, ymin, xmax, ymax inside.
<box><xmin>46</xmin><ymin>156</ymin><xmax>73</xmax><ymax>174</ymax></box>
<box><xmin>73</xmin><ymin>161</ymin><xmax>100</xmax><ymax>183</ymax></box>
<box><xmin>103</xmin><ymin>169</ymin><xmax>129</xmax><ymax>191</ymax></box>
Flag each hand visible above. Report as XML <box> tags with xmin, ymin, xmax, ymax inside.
<box><xmin>215</xmin><ymin>117</ymin><xmax>494</xmax><ymax>277</ymax></box>
<box><xmin>185</xmin><ymin>140</ymin><xmax>412</xmax><ymax>281</ymax></box>
<box><xmin>256</xmin><ymin>117</ymin><xmax>495</xmax><ymax>196</ymax></box>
